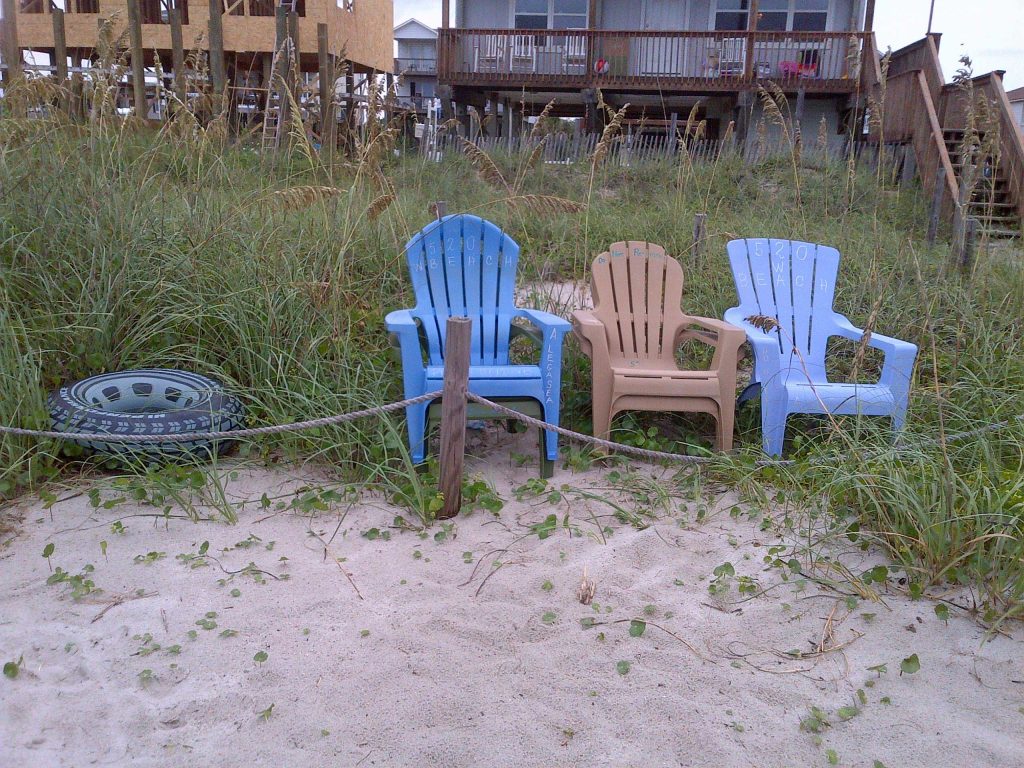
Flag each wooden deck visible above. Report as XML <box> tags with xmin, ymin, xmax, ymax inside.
<box><xmin>439</xmin><ymin>29</ymin><xmax>867</xmax><ymax>94</ymax></box>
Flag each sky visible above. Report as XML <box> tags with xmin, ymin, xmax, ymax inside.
<box><xmin>393</xmin><ymin>0</ymin><xmax>1024</xmax><ymax>90</ymax></box>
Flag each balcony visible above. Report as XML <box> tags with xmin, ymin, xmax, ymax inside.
<box><xmin>439</xmin><ymin>29</ymin><xmax>867</xmax><ymax>94</ymax></box>
<box><xmin>395</xmin><ymin>57</ymin><xmax>438</xmax><ymax>76</ymax></box>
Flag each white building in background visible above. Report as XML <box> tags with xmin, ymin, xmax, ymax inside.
<box><xmin>1007</xmin><ymin>87</ymin><xmax>1024</xmax><ymax>130</ymax></box>
<box><xmin>394</xmin><ymin>18</ymin><xmax>438</xmax><ymax>115</ymax></box>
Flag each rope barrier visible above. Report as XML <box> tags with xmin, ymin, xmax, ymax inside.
<box><xmin>0</xmin><ymin>391</ymin><xmax>443</xmax><ymax>443</ymax></box>
<box><xmin>0</xmin><ymin>388</ymin><xmax>1019</xmax><ymax>469</ymax></box>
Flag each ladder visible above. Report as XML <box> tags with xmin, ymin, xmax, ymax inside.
<box><xmin>261</xmin><ymin>35</ymin><xmax>295</xmax><ymax>153</ymax></box>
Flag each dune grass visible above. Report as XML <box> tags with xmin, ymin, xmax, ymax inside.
<box><xmin>0</xmin><ymin>113</ymin><xmax>1022</xmax><ymax>623</ymax></box>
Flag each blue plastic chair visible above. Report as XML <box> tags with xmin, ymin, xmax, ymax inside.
<box><xmin>725</xmin><ymin>239</ymin><xmax>918</xmax><ymax>456</ymax></box>
<box><xmin>385</xmin><ymin>214</ymin><xmax>571</xmax><ymax>470</ymax></box>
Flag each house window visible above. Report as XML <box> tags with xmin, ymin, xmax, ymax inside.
<box><xmin>514</xmin><ymin>0</ymin><xmax>587</xmax><ymax>30</ymax></box>
<box><xmin>714</xmin><ymin>0</ymin><xmax>751</xmax><ymax>31</ymax></box>
<box><xmin>714</xmin><ymin>0</ymin><xmax>828</xmax><ymax>32</ymax></box>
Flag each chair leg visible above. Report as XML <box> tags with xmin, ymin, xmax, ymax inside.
<box><xmin>716</xmin><ymin>398</ymin><xmax>736</xmax><ymax>452</ymax></box>
<box><xmin>406</xmin><ymin>402</ymin><xmax>429</xmax><ymax>464</ymax></box>
<box><xmin>590</xmin><ymin>380</ymin><xmax>614</xmax><ymax>442</ymax></box>
<box><xmin>541</xmin><ymin>400</ymin><xmax>560</xmax><ymax>463</ymax></box>
<box><xmin>760</xmin><ymin>391</ymin><xmax>789</xmax><ymax>457</ymax></box>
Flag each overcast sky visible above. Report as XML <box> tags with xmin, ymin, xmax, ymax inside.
<box><xmin>394</xmin><ymin>0</ymin><xmax>1024</xmax><ymax>89</ymax></box>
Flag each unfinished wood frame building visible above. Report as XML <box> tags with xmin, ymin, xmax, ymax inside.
<box><xmin>0</xmin><ymin>0</ymin><xmax>392</xmax><ymax>103</ymax></box>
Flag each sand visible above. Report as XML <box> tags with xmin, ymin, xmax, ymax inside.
<box><xmin>1</xmin><ymin>430</ymin><xmax>1022</xmax><ymax>768</ymax></box>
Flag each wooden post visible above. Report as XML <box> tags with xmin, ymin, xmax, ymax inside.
<box><xmin>438</xmin><ymin>316</ymin><xmax>471</xmax><ymax>520</ymax></box>
<box><xmin>745</xmin><ymin>0</ymin><xmax>759</xmax><ymax>82</ymax></box>
<box><xmin>208</xmin><ymin>0</ymin><xmax>226</xmax><ymax>112</ymax></box>
<box><xmin>864</xmin><ymin>0</ymin><xmax>876</xmax><ymax>31</ymax></box>
<box><xmin>794</xmin><ymin>85</ymin><xmax>806</xmax><ymax>139</ymax></box>
<box><xmin>51</xmin><ymin>8</ymin><xmax>67</xmax><ymax>82</ymax></box>
<box><xmin>927</xmin><ymin>164</ymin><xmax>945</xmax><ymax>244</ymax></box>
<box><xmin>959</xmin><ymin>217</ymin><xmax>978</xmax><ymax>272</ymax></box>
<box><xmin>51</xmin><ymin>7</ymin><xmax>68</xmax><ymax>115</ymax></box>
<box><xmin>441</xmin><ymin>0</ymin><xmax>450</xmax><ymax>29</ymax></box>
<box><xmin>317</xmin><ymin>23</ymin><xmax>335</xmax><ymax>156</ymax></box>
<box><xmin>170</xmin><ymin>6</ymin><xmax>186</xmax><ymax>109</ymax></box>
<box><xmin>127</xmin><ymin>0</ymin><xmax>146</xmax><ymax>117</ymax></box>
<box><xmin>692</xmin><ymin>213</ymin><xmax>707</xmax><ymax>258</ymax></box>
<box><xmin>1</xmin><ymin>0</ymin><xmax>21</xmax><ymax>89</ymax></box>
<box><xmin>667</xmin><ymin>111</ymin><xmax>678</xmax><ymax>154</ymax></box>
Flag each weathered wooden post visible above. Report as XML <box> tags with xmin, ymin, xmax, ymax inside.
<box><xmin>317</xmin><ymin>22</ymin><xmax>333</xmax><ymax>155</ymax></box>
<box><xmin>208</xmin><ymin>0</ymin><xmax>227</xmax><ymax>114</ymax></box>
<box><xmin>692</xmin><ymin>213</ymin><xmax>707</xmax><ymax>258</ymax></box>
<box><xmin>170</xmin><ymin>6</ymin><xmax>186</xmax><ymax>110</ymax></box>
<box><xmin>959</xmin><ymin>216</ymin><xmax>978</xmax><ymax>272</ymax></box>
<box><xmin>127</xmin><ymin>0</ymin><xmax>146</xmax><ymax>118</ymax></box>
<box><xmin>1</xmin><ymin>0</ymin><xmax>24</xmax><ymax>115</ymax></box>
<box><xmin>51</xmin><ymin>8</ymin><xmax>68</xmax><ymax>115</ymax></box>
<box><xmin>926</xmin><ymin>164</ymin><xmax>946</xmax><ymax>244</ymax></box>
<box><xmin>438</xmin><ymin>316</ymin><xmax>471</xmax><ymax>520</ymax></box>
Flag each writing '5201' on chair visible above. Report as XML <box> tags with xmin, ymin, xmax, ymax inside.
<box><xmin>572</xmin><ymin>242</ymin><xmax>746</xmax><ymax>452</ymax></box>
<box><xmin>725</xmin><ymin>239</ymin><xmax>918</xmax><ymax>457</ymax></box>
<box><xmin>385</xmin><ymin>215</ymin><xmax>570</xmax><ymax>477</ymax></box>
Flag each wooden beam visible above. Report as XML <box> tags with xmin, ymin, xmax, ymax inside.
<box><xmin>587</xmin><ymin>0</ymin><xmax>597</xmax><ymax>28</ymax></box>
<box><xmin>864</xmin><ymin>0</ymin><xmax>876</xmax><ymax>32</ymax></box>
<box><xmin>208</xmin><ymin>0</ymin><xmax>226</xmax><ymax>111</ymax></box>
<box><xmin>170</xmin><ymin>6</ymin><xmax>186</xmax><ymax>108</ymax></box>
<box><xmin>442</xmin><ymin>0</ymin><xmax>450</xmax><ymax>29</ymax></box>
<box><xmin>127</xmin><ymin>0</ymin><xmax>146</xmax><ymax>117</ymax></box>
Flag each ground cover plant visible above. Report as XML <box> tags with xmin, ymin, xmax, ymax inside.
<box><xmin>0</xmin><ymin>84</ymin><xmax>1022</xmax><ymax>635</ymax></box>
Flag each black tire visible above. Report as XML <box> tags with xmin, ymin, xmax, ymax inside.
<box><xmin>47</xmin><ymin>369</ymin><xmax>246</xmax><ymax>460</ymax></box>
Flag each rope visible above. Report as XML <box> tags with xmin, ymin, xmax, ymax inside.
<box><xmin>0</xmin><ymin>385</ymin><xmax>1019</xmax><ymax>466</ymax></box>
<box><xmin>0</xmin><ymin>391</ymin><xmax>442</xmax><ymax>443</ymax></box>
<box><xmin>466</xmin><ymin>393</ymin><xmax>720</xmax><ymax>465</ymax></box>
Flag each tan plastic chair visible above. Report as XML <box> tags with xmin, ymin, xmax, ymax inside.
<box><xmin>572</xmin><ymin>242</ymin><xmax>746</xmax><ymax>451</ymax></box>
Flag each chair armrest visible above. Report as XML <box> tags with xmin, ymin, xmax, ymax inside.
<box><xmin>385</xmin><ymin>310</ymin><xmax>427</xmax><ymax>393</ymax></box>
<box><xmin>570</xmin><ymin>309</ymin><xmax>608</xmax><ymax>362</ymax></box>
<box><xmin>676</xmin><ymin>316</ymin><xmax>747</xmax><ymax>372</ymax></box>
<box><xmin>724</xmin><ymin>307</ymin><xmax>782</xmax><ymax>385</ymax></box>
<box><xmin>829</xmin><ymin>314</ymin><xmax>918</xmax><ymax>357</ymax></box>
<box><xmin>829</xmin><ymin>313</ymin><xmax>918</xmax><ymax>390</ymax></box>
<box><xmin>516</xmin><ymin>308</ymin><xmax>571</xmax><ymax>337</ymax></box>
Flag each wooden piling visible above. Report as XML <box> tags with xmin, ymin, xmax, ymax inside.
<box><xmin>927</xmin><ymin>164</ymin><xmax>946</xmax><ymax>244</ymax></box>
<box><xmin>317</xmin><ymin>22</ymin><xmax>333</xmax><ymax>155</ymax></box>
<box><xmin>959</xmin><ymin>216</ymin><xmax>978</xmax><ymax>272</ymax></box>
<box><xmin>692</xmin><ymin>213</ymin><xmax>707</xmax><ymax>259</ymax></box>
<box><xmin>51</xmin><ymin>8</ymin><xmax>67</xmax><ymax>83</ymax></box>
<box><xmin>169</xmin><ymin>6</ymin><xmax>186</xmax><ymax>109</ymax></box>
<box><xmin>207</xmin><ymin>0</ymin><xmax>226</xmax><ymax>113</ymax></box>
<box><xmin>127</xmin><ymin>0</ymin><xmax>146</xmax><ymax>118</ymax></box>
<box><xmin>1</xmin><ymin>0</ymin><xmax>22</xmax><ymax>91</ymax></box>
<box><xmin>438</xmin><ymin>316</ymin><xmax>472</xmax><ymax>520</ymax></box>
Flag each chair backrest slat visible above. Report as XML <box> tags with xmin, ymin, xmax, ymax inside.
<box><xmin>727</xmin><ymin>238</ymin><xmax>840</xmax><ymax>376</ymax></box>
<box><xmin>591</xmin><ymin>241</ymin><xmax>684</xmax><ymax>361</ymax></box>
<box><xmin>404</xmin><ymin>214</ymin><xmax>520</xmax><ymax>366</ymax></box>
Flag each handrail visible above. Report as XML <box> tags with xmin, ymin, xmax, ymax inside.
<box><xmin>879</xmin><ymin>69</ymin><xmax>959</xmax><ymax>220</ymax></box>
<box><xmin>983</xmin><ymin>75</ymin><xmax>1024</xmax><ymax>224</ymax></box>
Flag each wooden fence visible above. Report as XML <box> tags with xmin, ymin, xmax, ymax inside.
<box><xmin>432</xmin><ymin>131</ymin><xmax>908</xmax><ymax>171</ymax></box>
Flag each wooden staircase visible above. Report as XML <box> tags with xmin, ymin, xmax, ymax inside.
<box><xmin>866</xmin><ymin>34</ymin><xmax>1024</xmax><ymax>240</ymax></box>
<box><xmin>943</xmin><ymin>128</ymin><xmax>1022</xmax><ymax>238</ymax></box>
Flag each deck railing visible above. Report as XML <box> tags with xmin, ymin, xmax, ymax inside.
<box><xmin>439</xmin><ymin>29</ymin><xmax>867</xmax><ymax>91</ymax></box>
<box><xmin>394</xmin><ymin>57</ymin><xmax>437</xmax><ymax>75</ymax></box>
